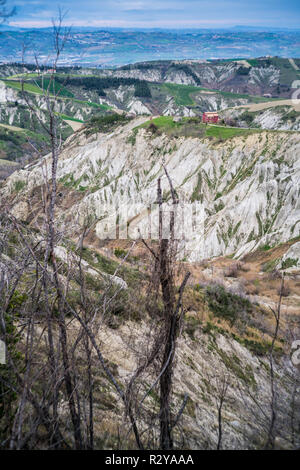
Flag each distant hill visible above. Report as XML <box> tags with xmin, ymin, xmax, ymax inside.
<box><xmin>0</xmin><ymin>58</ymin><xmax>299</xmax><ymax>175</ymax></box>
<box><xmin>0</xmin><ymin>28</ymin><xmax>299</xmax><ymax>66</ymax></box>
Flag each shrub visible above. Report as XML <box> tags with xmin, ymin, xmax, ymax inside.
<box><xmin>148</xmin><ymin>122</ymin><xmax>159</xmax><ymax>134</ymax></box>
<box><xmin>114</xmin><ymin>248</ymin><xmax>128</xmax><ymax>259</ymax></box>
<box><xmin>261</xmin><ymin>258</ymin><xmax>280</xmax><ymax>272</ymax></box>
<box><xmin>205</xmin><ymin>284</ymin><xmax>252</xmax><ymax>326</ymax></box>
<box><xmin>267</xmin><ymin>269</ymin><xmax>282</xmax><ymax>280</ymax></box>
<box><xmin>260</xmin><ymin>244</ymin><xmax>272</xmax><ymax>251</ymax></box>
<box><xmin>281</xmin><ymin>257</ymin><xmax>298</xmax><ymax>270</ymax></box>
<box><xmin>13</xmin><ymin>180</ymin><xmax>26</xmax><ymax>192</ymax></box>
<box><xmin>224</xmin><ymin>263</ymin><xmax>239</xmax><ymax>278</ymax></box>
<box><xmin>86</xmin><ymin>113</ymin><xmax>130</xmax><ymax>135</ymax></box>
<box><xmin>239</xmin><ymin>263</ymin><xmax>250</xmax><ymax>272</ymax></box>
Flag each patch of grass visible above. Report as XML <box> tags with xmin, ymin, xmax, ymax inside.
<box><xmin>205</xmin><ymin>284</ymin><xmax>252</xmax><ymax>327</ymax></box>
<box><xmin>185</xmin><ymin>316</ymin><xmax>202</xmax><ymax>340</ymax></box>
<box><xmin>33</xmin><ymin>78</ymin><xmax>74</xmax><ymax>98</ymax></box>
<box><xmin>213</xmin><ymin>343</ymin><xmax>257</xmax><ymax>387</ymax></box>
<box><xmin>138</xmin><ymin>116</ymin><xmax>206</xmax><ymax>139</ymax></box>
<box><xmin>85</xmin><ymin>113</ymin><xmax>130</xmax><ymax>136</ymax></box>
<box><xmin>13</xmin><ymin>180</ymin><xmax>26</xmax><ymax>192</ymax></box>
<box><xmin>127</xmin><ymin>128</ymin><xmax>138</xmax><ymax>145</ymax></box>
<box><xmin>79</xmin><ymin>246</ymin><xmax>145</xmax><ymax>287</ymax></box>
<box><xmin>138</xmin><ymin>117</ymin><xmax>259</xmax><ymax>142</ymax></box>
<box><xmin>56</xmin><ymin>113</ymin><xmax>83</xmax><ymax>123</ymax></box>
<box><xmin>281</xmin><ymin>257</ymin><xmax>298</xmax><ymax>269</ymax></box>
<box><xmin>260</xmin><ymin>244</ymin><xmax>272</xmax><ymax>251</ymax></box>
<box><xmin>233</xmin><ymin>333</ymin><xmax>282</xmax><ymax>357</ymax></box>
<box><xmin>3</xmin><ymin>79</ymin><xmax>45</xmax><ymax>95</ymax></box>
<box><xmin>114</xmin><ymin>248</ymin><xmax>128</xmax><ymax>258</ymax></box>
<box><xmin>261</xmin><ymin>258</ymin><xmax>280</xmax><ymax>272</ymax></box>
<box><xmin>139</xmin><ymin>115</ymin><xmax>176</xmax><ymax>131</ymax></box>
<box><xmin>162</xmin><ymin>83</ymin><xmax>200</xmax><ymax>106</ymax></box>
<box><xmin>205</xmin><ymin>125</ymin><xmax>257</xmax><ymax>140</ymax></box>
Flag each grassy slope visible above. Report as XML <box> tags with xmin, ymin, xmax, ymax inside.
<box><xmin>2</xmin><ymin>78</ymin><xmax>112</xmax><ymax>114</ymax></box>
<box><xmin>137</xmin><ymin>116</ymin><xmax>258</xmax><ymax>140</ymax></box>
<box><xmin>0</xmin><ymin>125</ymin><xmax>48</xmax><ymax>162</ymax></box>
<box><xmin>155</xmin><ymin>82</ymin><xmax>280</xmax><ymax>107</ymax></box>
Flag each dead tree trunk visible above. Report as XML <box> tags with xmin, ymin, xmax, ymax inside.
<box><xmin>142</xmin><ymin>170</ymin><xmax>190</xmax><ymax>450</ymax></box>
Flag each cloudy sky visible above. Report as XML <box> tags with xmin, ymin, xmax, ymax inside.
<box><xmin>6</xmin><ymin>0</ymin><xmax>300</xmax><ymax>29</ymax></box>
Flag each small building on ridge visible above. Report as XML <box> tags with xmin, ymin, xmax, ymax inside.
<box><xmin>202</xmin><ymin>112</ymin><xmax>219</xmax><ymax>123</ymax></box>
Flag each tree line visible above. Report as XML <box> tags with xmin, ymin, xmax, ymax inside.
<box><xmin>56</xmin><ymin>76</ymin><xmax>152</xmax><ymax>98</ymax></box>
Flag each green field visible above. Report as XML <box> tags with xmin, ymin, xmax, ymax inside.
<box><xmin>156</xmin><ymin>82</ymin><xmax>279</xmax><ymax>107</ymax></box>
<box><xmin>55</xmin><ymin>113</ymin><xmax>84</xmax><ymax>123</ymax></box>
<box><xmin>71</xmin><ymin>98</ymin><xmax>111</xmax><ymax>110</ymax></box>
<box><xmin>161</xmin><ymin>83</ymin><xmax>201</xmax><ymax>106</ymax></box>
<box><xmin>0</xmin><ymin>125</ymin><xmax>49</xmax><ymax>162</ymax></box>
<box><xmin>217</xmin><ymin>89</ymin><xmax>279</xmax><ymax>103</ymax></box>
<box><xmin>205</xmin><ymin>125</ymin><xmax>256</xmax><ymax>139</ymax></box>
<box><xmin>2</xmin><ymin>78</ymin><xmax>112</xmax><ymax>111</ymax></box>
<box><xmin>33</xmin><ymin>78</ymin><xmax>74</xmax><ymax>98</ymax></box>
<box><xmin>2</xmin><ymin>79</ymin><xmax>45</xmax><ymax>95</ymax></box>
<box><xmin>139</xmin><ymin>115</ymin><xmax>178</xmax><ymax>130</ymax></box>
<box><xmin>269</xmin><ymin>57</ymin><xmax>299</xmax><ymax>86</ymax></box>
<box><xmin>137</xmin><ymin>116</ymin><xmax>259</xmax><ymax>140</ymax></box>
<box><xmin>2</xmin><ymin>77</ymin><xmax>74</xmax><ymax>98</ymax></box>
<box><xmin>6</xmin><ymin>73</ymin><xmax>40</xmax><ymax>80</ymax></box>
<box><xmin>247</xmin><ymin>57</ymin><xmax>299</xmax><ymax>87</ymax></box>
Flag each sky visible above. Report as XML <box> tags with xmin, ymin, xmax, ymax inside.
<box><xmin>6</xmin><ymin>0</ymin><xmax>300</xmax><ymax>29</ymax></box>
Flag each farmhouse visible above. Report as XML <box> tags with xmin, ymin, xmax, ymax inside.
<box><xmin>202</xmin><ymin>112</ymin><xmax>219</xmax><ymax>123</ymax></box>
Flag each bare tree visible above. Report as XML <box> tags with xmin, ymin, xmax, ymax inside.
<box><xmin>264</xmin><ymin>273</ymin><xmax>284</xmax><ymax>449</ymax></box>
<box><xmin>215</xmin><ymin>374</ymin><xmax>230</xmax><ymax>450</ymax></box>
<box><xmin>1</xmin><ymin>16</ymin><xmax>191</xmax><ymax>446</ymax></box>
<box><xmin>137</xmin><ymin>168</ymin><xmax>190</xmax><ymax>449</ymax></box>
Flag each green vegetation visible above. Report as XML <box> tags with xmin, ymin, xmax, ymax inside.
<box><xmin>134</xmin><ymin>80</ymin><xmax>151</xmax><ymax>98</ymax></box>
<box><xmin>2</xmin><ymin>79</ymin><xmax>45</xmax><ymax>95</ymax></box>
<box><xmin>114</xmin><ymin>248</ymin><xmax>128</xmax><ymax>258</ymax></box>
<box><xmin>85</xmin><ymin>113</ymin><xmax>130</xmax><ymax>136</ymax></box>
<box><xmin>214</xmin><ymin>344</ymin><xmax>257</xmax><ymax>387</ymax></box>
<box><xmin>33</xmin><ymin>78</ymin><xmax>74</xmax><ymax>98</ymax></box>
<box><xmin>55</xmin><ymin>113</ymin><xmax>84</xmax><ymax>123</ymax></box>
<box><xmin>205</xmin><ymin>125</ymin><xmax>257</xmax><ymax>140</ymax></box>
<box><xmin>77</xmin><ymin>245</ymin><xmax>145</xmax><ymax>288</ymax></box>
<box><xmin>2</xmin><ymin>78</ymin><xmax>111</xmax><ymax>112</ymax></box>
<box><xmin>0</xmin><ymin>126</ymin><xmax>48</xmax><ymax>162</ymax></box>
<box><xmin>281</xmin><ymin>257</ymin><xmax>298</xmax><ymax>269</ymax></box>
<box><xmin>157</xmin><ymin>81</ymin><xmax>274</xmax><ymax>107</ymax></box>
<box><xmin>260</xmin><ymin>244</ymin><xmax>272</xmax><ymax>251</ymax></box>
<box><xmin>270</xmin><ymin>57</ymin><xmax>299</xmax><ymax>87</ymax></box>
<box><xmin>205</xmin><ymin>284</ymin><xmax>252</xmax><ymax>327</ymax></box>
<box><xmin>0</xmin><ymin>294</ymin><xmax>23</xmax><ymax>442</ymax></box>
<box><xmin>13</xmin><ymin>180</ymin><xmax>26</xmax><ymax>192</ymax></box>
<box><xmin>138</xmin><ymin>115</ymin><xmax>178</xmax><ymax>132</ymax></box>
<box><xmin>137</xmin><ymin>116</ymin><xmax>258</xmax><ymax>141</ymax></box>
<box><xmin>261</xmin><ymin>258</ymin><xmax>280</xmax><ymax>272</ymax></box>
<box><xmin>57</xmin><ymin>76</ymin><xmax>151</xmax><ymax>98</ymax></box>
<box><xmin>161</xmin><ymin>83</ymin><xmax>200</xmax><ymax>106</ymax></box>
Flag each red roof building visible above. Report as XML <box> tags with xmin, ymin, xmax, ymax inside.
<box><xmin>202</xmin><ymin>112</ymin><xmax>219</xmax><ymax>123</ymax></box>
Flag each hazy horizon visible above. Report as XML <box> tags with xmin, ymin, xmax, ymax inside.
<box><xmin>5</xmin><ymin>0</ymin><xmax>300</xmax><ymax>29</ymax></box>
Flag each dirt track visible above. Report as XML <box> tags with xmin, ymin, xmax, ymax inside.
<box><xmin>64</xmin><ymin>119</ymin><xmax>84</xmax><ymax>132</ymax></box>
<box><xmin>235</xmin><ymin>99</ymin><xmax>300</xmax><ymax>112</ymax></box>
<box><xmin>0</xmin><ymin>122</ymin><xmax>25</xmax><ymax>132</ymax></box>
